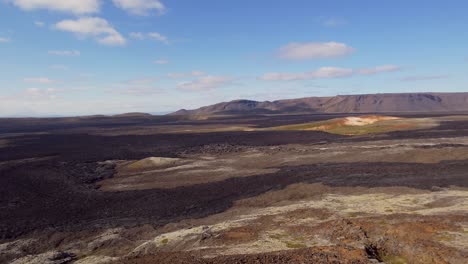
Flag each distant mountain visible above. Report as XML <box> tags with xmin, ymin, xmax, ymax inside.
<box><xmin>112</xmin><ymin>112</ymin><xmax>153</xmax><ymax>118</ymax></box>
<box><xmin>170</xmin><ymin>93</ymin><xmax>468</xmax><ymax>115</ymax></box>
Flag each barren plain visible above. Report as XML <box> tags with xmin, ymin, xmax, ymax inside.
<box><xmin>0</xmin><ymin>113</ymin><xmax>467</xmax><ymax>264</ymax></box>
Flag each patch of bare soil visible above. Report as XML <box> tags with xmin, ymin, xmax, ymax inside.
<box><xmin>124</xmin><ymin>157</ymin><xmax>183</xmax><ymax>171</ymax></box>
<box><xmin>343</xmin><ymin>116</ymin><xmax>400</xmax><ymax>126</ymax></box>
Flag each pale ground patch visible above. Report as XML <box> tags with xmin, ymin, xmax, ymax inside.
<box><xmin>237</xmin><ymin>188</ymin><xmax>468</xmax><ymax>217</ymax></box>
<box><xmin>124</xmin><ymin>157</ymin><xmax>182</xmax><ymax>171</ymax></box>
<box><xmin>10</xmin><ymin>251</ymin><xmax>75</xmax><ymax>264</ymax></box>
<box><xmin>436</xmin><ymin>230</ymin><xmax>468</xmax><ymax>253</ymax></box>
<box><xmin>130</xmin><ymin>186</ymin><xmax>468</xmax><ymax>257</ymax></box>
<box><xmin>267</xmin><ymin>136</ymin><xmax>468</xmax><ymax>164</ymax></box>
<box><xmin>0</xmin><ymin>239</ymin><xmax>38</xmax><ymax>256</ymax></box>
<box><xmin>344</xmin><ymin>116</ymin><xmax>399</xmax><ymax>126</ymax></box>
<box><xmin>99</xmin><ymin>154</ymin><xmax>279</xmax><ymax>191</ymax></box>
<box><xmin>99</xmin><ymin>137</ymin><xmax>468</xmax><ymax>191</ymax></box>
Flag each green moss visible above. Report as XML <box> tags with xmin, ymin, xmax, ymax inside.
<box><xmin>294</xmin><ymin>236</ymin><xmax>306</xmax><ymax>242</ymax></box>
<box><xmin>284</xmin><ymin>241</ymin><xmax>307</xmax><ymax>249</ymax></box>
<box><xmin>266</xmin><ymin>118</ymin><xmax>418</xmax><ymax>136</ymax></box>
<box><xmin>161</xmin><ymin>238</ymin><xmax>169</xmax><ymax>245</ymax></box>
<box><xmin>326</xmin><ymin>125</ymin><xmax>399</xmax><ymax>136</ymax></box>
<box><xmin>271</xmin><ymin>121</ymin><xmax>328</xmax><ymax>131</ymax></box>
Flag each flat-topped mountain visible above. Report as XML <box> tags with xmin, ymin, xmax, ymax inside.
<box><xmin>171</xmin><ymin>93</ymin><xmax>468</xmax><ymax>115</ymax></box>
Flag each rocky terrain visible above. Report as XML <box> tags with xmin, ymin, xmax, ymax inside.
<box><xmin>0</xmin><ymin>113</ymin><xmax>467</xmax><ymax>263</ymax></box>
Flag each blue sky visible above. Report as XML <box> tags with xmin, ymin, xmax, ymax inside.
<box><xmin>0</xmin><ymin>0</ymin><xmax>467</xmax><ymax>116</ymax></box>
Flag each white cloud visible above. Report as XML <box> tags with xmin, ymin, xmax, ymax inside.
<box><xmin>167</xmin><ymin>71</ymin><xmax>206</xmax><ymax>79</ymax></box>
<box><xmin>130</xmin><ymin>32</ymin><xmax>169</xmax><ymax>44</ymax></box>
<box><xmin>260</xmin><ymin>67</ymin><xmax>354</xmax><ymax>81</ymax></box>
<box><xmin>400</xmin><ymin>75</ymin><xmax>449</xmax><ymax>82</ymax></box>
<box><xmin>0</xmin><ymin>37</ymin><xmax>11</xmax><ymax>43</ymax></box>
<box><xmin>48</xmin><ymin>50</ymin><xmax>80</xmax><ymax>56</ymax></box>
<box><xmin>278</xmin><ymin>41</ymin><xmax>355</xmax><ymax>60</ymax></box>
<box><xmin>55</xmin><ymin>17</ymin><xmax>126</xmax><ymax>46</ymax></box>
<box><xmin>23</xmin><ymin>77</ymin><xmax>57</xmax><ymax>84</ymax></box>
<box><xmin>147</xmin><ymin>32</ymin><xmax>168</xmax><ymax>44</ymax></box>
<box><xmin>10</xmin><ymin>0</ymin><xmax>100</xmax><ymax>14</ymax></box>
<box><xmin>358</xmin><ymin>65</ymin><xmax>401</xmax><ymax>75</ymax></box>
<box><xmin>260</xmin><ymin>65</ymin><xmax>400</xmax><ymax>81</ymax></box>
<box><xmin>24</xmin><ymin>87</ymin><xmax>62</xmax><ymax>99</ymax></box>
<box><xmin>34</xmin><ymin>21</ymin><xmax>45</xmax><ymax>27</ymax></box>
<box><xmin>177</xmin><ymin>76</ymin><xmax>232</xmax><ymax>91</ymax></box>
<box><xmin>112</xmin><ymin>0</ymin><xmax>166</xmax><ymax>16</ymax></box>
<box><xmin>154</xmin><ymin>59</ymin><xmax>169</xmax><ymax>64</ymax></box>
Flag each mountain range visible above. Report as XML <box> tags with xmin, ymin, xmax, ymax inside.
<box><xmin>171</xmin><ymin>93</ymin><xmax>468</xmax><ymax>115</ymax></box>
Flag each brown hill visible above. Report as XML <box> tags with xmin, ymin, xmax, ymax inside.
<box><xmin>171</xmin><ymin>93</ymin><xmax>468</xmax><ymax>115</ymax></box>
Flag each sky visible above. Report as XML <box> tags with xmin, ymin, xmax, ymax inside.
<box><xmin>0</xmin><ymin>0</ymin><xmax>467</xmax><ymax>117</ymax></box>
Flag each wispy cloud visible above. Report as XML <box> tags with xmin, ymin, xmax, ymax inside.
<box><xmin>10</xmin><ymin>0</ymin><xmax>166</xmax><ymax>16</ymax></box>
<box><xmin>0</xmin><ymin>37</ymin><xmax>11</xmax><ymax>43</ymax></box>
<box><xmin>147</xmin><ymin>32</ymin><xmax>168</xmax><ymax>44</ymax></box>
<box><xmin>167</xmin><ymin>71</ymin><xmax>205</xmax><ymax>79</ymax></box>
<box><xmin>23</xmin><ymin>77</ymin><xmax>57</xmax><ymax>84</ymax></box>
<box><xmin>154</xmin><ymin>59</ymin><xmax>169</xmax><ymax>65</ymax></box>
<box><xmin>24</xmin><ymin>87</ymin><xmax>63</xmax><ymax>99</ymax></box>
<box><xmin>278</xmin><ymin>41</ymin><xmax>355</xmax><ymax>60</ymax></box>
<box><xmin>55</xmin><ymin>17</ymin><xmax>126</xmax><ymax>46</ymax></box>
<box><xmin>358</xmin><ymin>65</ymin><xmax>401</xmax><ymax>75</ymax></box>
<box><xmin>400</xmin><ymin>75</ymin><xmax>449</xmax><ymax>82</ymax></box>
<box><xmin>34</xmin><ymin>21</ymin><xmax>45</xmax><ymax>27</ymax></box>
<box><xmin>9</xmin><ymin>0</ymin><xmax>100</xmax><ymax>15</ymax></box>
<box><xmin>48</xmin><ymin>50</ymin><xmax>80</xmax><ymax>56</ymax></box>
<box><xmin>260</xmin><ymin>67</ymin><xmax>354</xmax><ymax>81</ymax></box>
<box><xmin>260</xmin><ymin>65</ymin><xmax>400</xmax><ymax>81</ymax></box>
<box><xmin>130</xmin><ymin>32</ymin><xmax>169</xmax><ymax>44</ymax></box>
<box><xmin>112</xmin><ymin>0</ymin><xmax>166</xmax><ymax>16</ymax></box>
<box><xmin>177</xmin><ymin>76</ymin><xmax>232</xmax><ymax>91</ymax></box>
